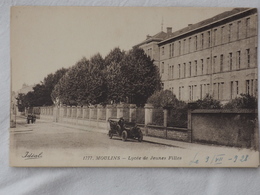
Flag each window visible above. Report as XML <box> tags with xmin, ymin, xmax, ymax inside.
<box><xmin>161</xmin><ymin>62</ymin><xmax>164</xmax><ymax>73</ymax></box>
<box><xmin>188</xmin><ymin>37</ymin><xmax>191</xmax><ymax>52</ymax></box>
<box><xmin>213</xmin><ymin>29</ymin><xmax>217</xmax><ymax>46</ymax></box>
<box><xmin>207</xmin><ymin>57</ymin><xmax>210</xmax><ymax>74</ymax></box>
<box><xmin>213</xmin><ymin>56</ymin><xmax>217</xmax><ymax>73</ymax></box>
<box><xmin>228</xmin><ymin>23</ymin><xmax>232</xmax><ymax>42</ymax></box>
<box><xmin>246</xmin><ymin>80</ymin><xmax>250</xmax><ymax>95</ymax></box>
<box><xmin>236</xmin><ymin>81</ymin><xmax>239</xmax><ymax>96</ymax></box>
<box><xmin>189</xmin><ymin>62</ymin><xmax>192</xmax><ymax>77</ymax></box>
<box><xmin>189</xmin><ymin>85</ymin><xmax>196</xmax><ymax>101</ymax></box>
<box><xmin>183</xmin><ymin>39</ymin><xmax>186</xmax><ymax>54</ymax></box>
<box><xmin>213</xmin><ymin>83</ymin><xmax>217</xmax><ymax>99</ymax></box>
<box><xmin>237</xmin><ymin>21</ymin><xmax>241</xmax><ymax>39</ymax></box>
<box><xmin>147</xmin><ymin>48</ymin><xmax>152</xmax><ymax>58</ymax></box>
<box><xmin>206</xmin><ymin>84</ymin><xmax>210</xmax><ymax>96</ymax></box>
<box><xmin>179</xmin><ymin>41</ymin><xmax>181</xmax><ymax>55</ymax></box>
<box><xmin>200</xmin><ymin>84</ymin><xmax>209</xmax><ymax>99</ymax></box>
<box><xmin>195</xmin><ymin>36</ymin><xmax>198</xmax><ymax>50</ymax></box>
<box><xmin>171</xmin><ymin>66</ymin><xmax>173</xmax><ymax>79</ymax></box>
<box><xmin>221</xmin><ymin>26</ymin><xmax>225</xmax><ymax>43</ymax></box>
<box><xmin>178</xmin><ymin>64</ymin><xmax>181</xmax><ymax>78</ymax></box>
<box><xmin>214</xmin><ymin>82</ymin><xmax>224</xmax><ymax>100</ymax></box>
<box><xmin>172</xmin><ymin>43</ymin><xmax>174</xmax><ymax>57</ymax></box>
<box><xmin>201</xmin><ymin>59</ymin><xmax>204</xmax><ymax>75</ymax></box>
<box><xmin>172</xmin><ymin>65</ymin><xmax>174</xmax><ymax>79</ymax></box>
<box><xmin>169</xmin><ymin>65</ymin><xmax>172</xmax><ymax>79</ymax></box>
<box><xmin>162</xmin><ymin>47</ymin><xmax>164</xmax><ymax>55</ymax></box>
<box><xmin>246</xmin><ymin>49</ymin><xmax>250</xmax><ymax>67</ymax></box>
<box><xmin>219</xmin><ymin>82</ymin><xmax>224</xmax><ymax>100</ymax></box>
<box><xmin>246</xmin><ymin>79</ymin><xmax>255</xmax><ymax>96</ymax></box>
<box><xmin>189</xmin><ymin>86</ymin><xmax>192</xmax><ymax>100</ymax></box>
<box><xmin>208</xmin><ymin>31</ymin><xmax>211</xmax><ymax>47</ymax></box>
<box><xmin>220</xmin><ymin>54</ymin><xmax>223</xmax><ymax>72</ymax></box>
<box><xmin>201</xmin><ymin>33</ymin><xmax>204</xmax><ymax>49</ymax></box>
<box><xmin>169</xmin><ymin>44</ymin><xmax>172</xmax><ymax>57</ymax></box>
<box><xmin>246</xmin><ymin>17</ymin><xmax>250</xmax><ymax>37</ymax></box>
<box><xmin>178</xmin><ymin>86</ymin><xmax>184</xmax><ymax>100</ymax></box>
<box><xmin>195</xmin><ymin>60</ymin><xmax>197</xmax><ymax>76</ymax></box>
<box><xmin>236</xmin><ymin>51</ymin><xmax>241</xmax><ymax>69</ymax></box>
<box><xmin>200</xmin><ymin>84</ymin><xmax>203</xmax><ymax>99</ymax></box>
<box><xmin>183</xmin><ymin>63</ymin><xmax>186</xmax><ymax>78</ymax></box>
<box><xmin>229</xmin><ymin>53</ymin><xmax>233</xmax><ymax>70</ymax></box>
<box><xmin>230</xmin><ymin>81</ymin><xmax>240</xmax><ymax>98</ymax></box>
<box><xmin>231</xmin><ymin>81</ymin><xmax>234</xmax><ymax>99</ymax></box>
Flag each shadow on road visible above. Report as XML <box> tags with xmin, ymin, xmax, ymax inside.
<box><xmin>108</xmin><ymin>135</ymin><xmax>182</xmax><ymax>148</ymax></box>
<box><xmin>142</xmin><ymin>140</ymin><xmax>183</xmax><ymax>148</ymax></box>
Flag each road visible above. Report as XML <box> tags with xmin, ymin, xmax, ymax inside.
<box><xmin>11</xmin><ymin>116</ymin><xmax>176</xmax><ymax>150</ymax></box>
<box><xmin>9</xmin><ymin>116</ymin><xmax>259</xmax><ymax>167</ymax></box>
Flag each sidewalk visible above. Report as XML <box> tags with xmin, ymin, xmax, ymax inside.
<box><xmin>52</xmin><ymin>120</ymin><xmax>247</xmax><ymax>152</ymax></box>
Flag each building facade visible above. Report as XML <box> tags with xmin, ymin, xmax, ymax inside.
<box><xmin>134</xmin><ymin>27</ymin><xmax>173</xmax><ymax>67</ymax></box>
<box><xmin>137</xmin><ymin>8</ymin><xmax>258</xmax><ymax>103</ymax></box>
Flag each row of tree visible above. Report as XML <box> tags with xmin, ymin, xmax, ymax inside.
<box><xmin>17</xmin><ymin>68</ymin><xmax>68</xmax><ymax>111</ymax></box>
<box><xmin>51</xmin><ymin>47</ymin><xmax>161</xmax><ymax>106</ymax></box>
<box><xmin>17</xmin><ymin>47</ymin><xmax>162</xmax><ymax>110</ymax></box>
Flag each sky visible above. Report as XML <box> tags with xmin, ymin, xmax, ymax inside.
<box><xmin>11</xmin><ymin>6</ymin><xmax>233</xmax><ymax>92</ymax></box>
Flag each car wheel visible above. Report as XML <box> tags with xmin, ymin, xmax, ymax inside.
<box><xmin>138</xmin><ymin>131</ymin><xmax>143</xmax><ymax>142</ymax></box>
<box><xmin>108</xmin><ymin>130</ymin><xmax>113</xmax><ymax>139</ymax></box>
<box><xmin>122</xmin><ymin>130</ymin><xmax>127</xmax><ymax>141</ymax></box>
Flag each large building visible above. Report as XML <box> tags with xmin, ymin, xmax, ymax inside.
<box><xmin>134</xmin><ymin>27</ymin><xmax>173</xmax><ymax>67</ymax></box>
<box><xmin>136</xmin><ymin>8</ymin><xmax>258</xmax><ymax>103</ymax></box>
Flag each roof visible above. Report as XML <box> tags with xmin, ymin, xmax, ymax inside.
<box><xmin>159</xmin><ymin>8</ymin><xmax>256</xmax><ymax>45</ymax></box>
<box><xmin>17</xmin><ymin>84</ymin><xmax>35</xmax><ymax>94</ymax></box>
<box><xmin>134</xmin><ymin>31</ymin><xmax>169</xmax><ymax>47</ymax></box>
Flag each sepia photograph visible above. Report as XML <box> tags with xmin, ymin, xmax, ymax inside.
<box><xmin>10</xmin><ymin>6</ymin><xmax>259</xmax><ymax>167</ymax></box>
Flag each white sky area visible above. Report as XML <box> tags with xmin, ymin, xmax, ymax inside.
<box><xmin>11</xmin><ymin>6</ymin><xmax>233</xmax><ymax>92</ymax></box>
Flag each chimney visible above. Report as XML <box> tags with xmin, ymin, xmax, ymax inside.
<box><xmin>188</xmin><ymin>24</ymin><xmax>193</xmax><ymax>27</ymax></box>
<box><xmin>146</xmin><ymin>34</ymin><xmax>151</xmax><ymax>39</ymax></box>
<box><xmin>167</xmin><ymin>27</ymin><xmax>172</xmax><ymax>34</ymax></box>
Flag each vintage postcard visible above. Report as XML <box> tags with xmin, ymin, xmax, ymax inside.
<box><xmin>10</xmin><ymin>6</ymin><xmax>259</xmax><ymax>167</ymax></box>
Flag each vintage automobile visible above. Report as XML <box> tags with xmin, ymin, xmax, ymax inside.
<box><xmin>108</xmin><ymin>118</ymin><xmax>143</xmax><ymax>142</ymax></box>
<box><xmin>26</xmin><ymin>107</ymin><xmax>39</xmax><ymax>124</ymax></box>
<box><xmin>27</xmin><ymin>114</ymin><xmax>36</xmax><ymax>124</ymax></box>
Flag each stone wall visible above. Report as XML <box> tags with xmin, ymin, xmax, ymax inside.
<box><xmin>145</xmin><ymin>125</ymin><xmax>190</xmax><ymax>142</ymax></box>
<box><xmin>39</xmin><ymin>105</ymin><xmax>258</xmax><ymax>148</ymax></box>
<box><xmin>39</xmin><ymin>104</ymin><xmax>191</xmax><ymax>142</ymax></box>
<box><xmin>190</xmin><ymin>109</ymin><xmax>258</xmax><ymax>149</ymax></box>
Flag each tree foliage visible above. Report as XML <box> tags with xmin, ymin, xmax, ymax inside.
<box><xmin>21</xmin><ymin>47</ymin><xmax>161</xmax><ymax>107</ymax></box>
<box><xmin>224</xmin><ymin>94</ymin><xmax>257</xmax><ymax>109</ymax></box>
<box><xmin>119</xmin><ymin>47</ymin><xmax>161</xmax><ymax>106</ymax></box>
<box><xmin>104</xmin><ymin>47</ymin><xmax>126</xmax><ymax>104</ymax></box>
<box><xmin>192</xmin><ymin>94</ymin><xmax>222</xmax><ymax>109</ymax></box>
<box><xmin>16</xmin><ymin>68</ymin><xmax>68</xmax><ymax>110</ymax></box>
<box><xmin>52</xmin><ymin>55</ymin><xmax>107</xmax><ymax>106</ymax></box>
<box><xmin>147</xmin><ymin>90</ymin><xmax>188</xmax><ymax>128</ymax></box>
<box><xmin>16</xmin><ymin>93</ymin><xmax>26</xmax><ymax>112</ymax></box>
<box><xmin>147</xmin><ymin>90</ymin><xmax>181</xmax><ymax>108</ymax></box>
